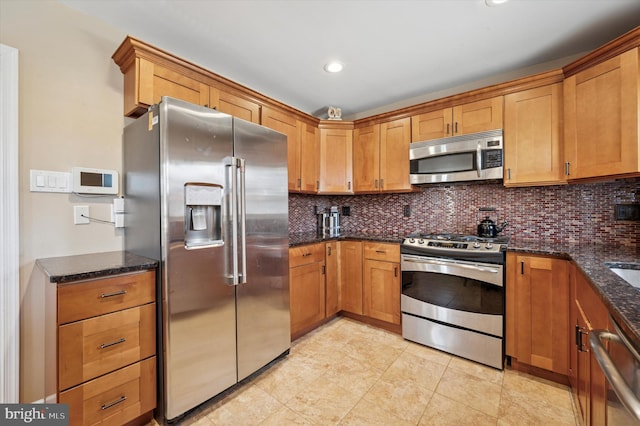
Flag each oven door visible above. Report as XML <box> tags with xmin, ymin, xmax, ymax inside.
<box><xmin>401</xmin><ymin>254</ymin><xmax>504</xmax><ymax>337</ymax></box>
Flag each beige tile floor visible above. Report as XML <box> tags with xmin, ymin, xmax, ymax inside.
<box><xmin>158</xmin><ymin>317</ymin><xmax>578</xmax><ymax>425</ymax></box>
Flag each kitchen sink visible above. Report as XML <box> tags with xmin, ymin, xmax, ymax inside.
<box><xmin>607</xmin><ymin>265</ymin><xmax>640</xmax><ymax>289</ymax></box>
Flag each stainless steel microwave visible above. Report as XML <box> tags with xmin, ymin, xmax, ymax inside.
<box><xmin>409</xmin><ymin>129</ymin><xmax>503</xmax><ymax>184</ymax></box>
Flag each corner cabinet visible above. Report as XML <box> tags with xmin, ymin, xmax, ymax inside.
<box><xmin>318</xmin><ymin>121</ymin><xmax>354</xmax><ymax>194</ymax></box>
<box><xmin>564</xmin><ymin>47</ymin><xmax>639</xmax><ymax>180</ymax></box>
<box><xmin>340</xmin><ymin>240</ymin><xmax>363</xmax><ymax>315</ymax></box>
<box><xmin>411</xmin><ymin>96</ymin><xmax>503</xmax><ymax>141</ymax></box>
<box><xmin>505</xmin><ymin>253</ymin><xmax>569</xmax><ymax>375</ymax></box>
<box><xmin>504</xmin><ymin>83</ymin><xmax>566</xmax><ymax>186</ymax></box>
<box><xmin>353</xmin><ymin>118</ymin><xmax>411</xmax><ymax>193</ymax></box>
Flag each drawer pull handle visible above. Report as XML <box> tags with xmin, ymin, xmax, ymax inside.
<box><xmin>101</xmin><ymin>395</ymin><xmax>126</xmax><ymax>410</ymax></box>
<box><xmin>100</xmin><ymin>289</ymin><xmax>127</xmax><ymax>298</ymax></box>
<box><xmin>302</xmin><ymin>253</ymin><xmax>312</xmax><ymax>257</ymax></box>
<box><xmin>100</xmin><ymin>338</ymin><xmax>126</xmax><ymax>349</ymax></box>
<box><xmin>376</xmin><ymin>250</ymin><xmax>386</xmax><ymax>254</ymax></box>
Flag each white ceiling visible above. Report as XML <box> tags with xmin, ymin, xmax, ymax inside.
<box><xmin>59</xmin><ymin>0</ymin><xmax>640</xmax><ymax>120</ymax></box>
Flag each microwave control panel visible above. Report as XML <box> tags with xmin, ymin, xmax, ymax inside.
<box><xmin>482</xmin><ymin>149</ymin><xmax>503</xmax><ymax>169</ymax></box>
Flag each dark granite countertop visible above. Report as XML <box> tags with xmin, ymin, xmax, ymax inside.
<box><xmin>507</xmin><ymin>238</ymin><xmax>640</xmax><ymax>350</ymax></box>
<box><xmin>289</xmin><ymin>231</ymin><xmax>404</xmax><ymax>247</ymax></box>
<box><xmin>36</xmin><ymin>251</ymin><xmax>158</xmax><ymax>284</ymax></box>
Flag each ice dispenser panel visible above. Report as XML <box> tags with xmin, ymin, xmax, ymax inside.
<box><xmin>184</xmin><ymin>183</ymin><xmax>223</xmax><ymax>249</ymax></box>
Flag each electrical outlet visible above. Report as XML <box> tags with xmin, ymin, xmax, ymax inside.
<box><xmin>403</xmin><ymin>205</ymin><xmax>411</xmax><ymax>217</ymax></box>
<box><xmin>342</xmin><ymin>206</ymin><xmax>351</xmax><ymax>216</ymax></box>
<box><xmin>614</xmin><ymin>204</ymin><xmax>640</xmax><ymax>221</ymax></box>
<box><xmin>74</xmin><ymin>206</ymin><xmax>89</xmax><ymax>225</ymax></box>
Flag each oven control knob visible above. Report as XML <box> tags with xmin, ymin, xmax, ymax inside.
<box><xmin>473</xmin><ymin>242</ymin><xmax>481</xmax><ymax>249</ymax></box>
<box><xmin>409</xmin><ymin>238</ymin><xmax>415</xmax><ymax>243</ymax></box>
<box><xmin>418</xmin><ymin>239</ymin><xmax>425</xmax><ymax>244</ymax></box>
<box><xmin>485</xmin><ymin>243</ymin><xmax>493</xmax><ymax>250</ymax></box>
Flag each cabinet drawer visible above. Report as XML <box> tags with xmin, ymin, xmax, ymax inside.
<box><xmin>58</xmin><ymin>271</ymin><xmax>155</xmax><ymax>324</ymax></box>
<box><xmin>363</xmin><ymin>242</ymin><xmax>399</xmax><ymax>262</ymax></box>
<box><xmin>289</xmin><ymin>243</ymin><xmax>325</xmax><ymax>268</ymax></box>
<box><xmin>58</xmin><ymin>303</ymin><xmax>156</xmax><ymax>391</ymax></box>
<box><xmin>60</xmin><ymin>357</ymin><xmax>155</xmax><ymax>426</ymax></box>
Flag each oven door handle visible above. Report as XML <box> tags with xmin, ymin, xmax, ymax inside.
<box><xmin>590</xmin><ymin>329</ymin><xmax>640</xmax><ymax>422</ymax></box>
<box><xmin>404</xmin><ymin>257</ymin><xmax>500</xmax><ymax>274</ymax></box>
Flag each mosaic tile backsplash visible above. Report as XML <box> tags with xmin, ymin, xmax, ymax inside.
<box><xmin>289</xmin><ymin>178</ymin><xmax>640</xmax><ymax>247</ymax></box>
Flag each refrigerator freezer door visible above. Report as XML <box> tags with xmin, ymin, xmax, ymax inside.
<box><xmin>233</xmin><ymin>118</ymin><xmax>291</xmax><ymax>381</ymax></box>
<box><xmin>160</xmin><ymin>99</ymin><xmax>237</xmax><ymax>420</ymax></box>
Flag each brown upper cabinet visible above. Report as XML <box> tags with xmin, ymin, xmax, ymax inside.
<box><xmin>212</xmin><ymin>88</ymin><xmax>261</xmax><ymax>123</ymax></box>
<box><xmin>564</xmin><ymin>47</ymin><xmax>639</xmax><ymax>181</ymax></box>
<box><xmin>353</xmin><ymin>118</ymin><xmax>411</xmax><ymax>193</ymax></box>
<box><xmin>262</xmin><ymin>107</ymin><xmax>319</xmax><ymax>193</ymax></box>
<box><xmin>262</xmin><ymin>107</ymin><xmax>302</xmax><ymax>191</ymax></box>
<box><xmin>504</xmin><ymin>83</ymin><xmax>565</xmax><ymax>186</ymax></box>
<box><xmin>124</xmin><ymin>57</ymin><xmax>210</xmax><ymax>116</ymax></box>
<box><xmin>318</xmin><ymin>122</ymin><xmax>354</xmax><ymax>194</ymax></box>
<box><xmin>411</xmin><ymin>97</ymin><xmax>503</xmax><ymax>142</ymax></box>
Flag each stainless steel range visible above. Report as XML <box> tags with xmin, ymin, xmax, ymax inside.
<box><xmin>401</xmin><ymin>233</ymin><xmax>508</xmax><ymax>369</ymax></box>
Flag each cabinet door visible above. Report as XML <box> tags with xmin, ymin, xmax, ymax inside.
<box><xmin>411</xmin><ymin>108</ymin><xmax>453</xmax><ymax>141</ymax></box>
<box><xmin>289</xmin><ymin>261</ymin><xmax>325</xmax><ymax>337</ymax></box>
<box><xmin>575</xmin><ymin>306</ymin><xmax>591</xmax><ymax>426</ymax></box>
<box><xmin>319</xmin><ymin>127</ymin><xmax>353</xmax><ymax>194</ymax></box>
<box><xmin>380</xmin><ymin>118</ymin><xmax>411</xmax><ymax>192</ymax></box>
<box><xmin>262</xmin><ymin>107</ymin><xmax>300</xmax><ymax>191</ymax></box>
<box><xmin>300</xmin><ymin>122</ymin><xmax>319</xmax><ymax>193</ymax></box>
<box><xmin>325</xmin><ymin>242</ymin><xmax>340</xmax><ymax>317</ymax></box>
<box><xmin>133</xmin><ymin>58</ymin><xmax>209</xmax><ymax>115</ymax></box>
<box><xmin>340</xmin><ymin>241</ymin><xmax>363</xmax><ymax>315</ymax></box>
<box><xmin>353</xmin><ymin>124</ymin><xmax>380</xmax><ymax>192</ymax></box>
<box><xmin>574</xmin><ymin>269</ymin><xmax>609</xmax><ymax>426</ymax></box>
<box><xmin>504</xmin><ymin>84</ymin><xmax>565</xmax><ymax>186</ymax></box>
<box><xmin>217</xmin><ymin>90</ymin><xmax>260</xmax><ymax>123</ymax></box>
<box><xmin>452</xmin><ymin>96</ymin><xmax>503</xmax><ymax>136</ymax></box>
<box><xmin>564</xmin><ymin>48</ymin><xmax>639</xmax><ymax>179</ymax></box>
<box><xmin>506</xmin><ymin>253</ymin><xmax>569</xmax><ymax>374</ymax></box>
<box><xmin>363</xmin><ymin>259</ymin><xmax>400</xmax><ymax>324</ymax></box>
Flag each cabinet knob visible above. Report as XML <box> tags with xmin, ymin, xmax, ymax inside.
<box><xmin>380</xmin><ymin>179</ymin><xmax>384</xmax><ymax>189</ymax></box>
<box><xmin>446</xmin><ymin>123</ymin><xmax>450</xmax><ymax>135</ymax></box>
<box><xmin>565</xmin><ymin>162</ymin><xmax>571</xmax><ymax>176</ymax></box>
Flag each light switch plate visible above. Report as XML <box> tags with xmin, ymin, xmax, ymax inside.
<box><xmin>30</xmin><ymin>169</ymin><xmax>71</xmax><ymax>193</ymax></box>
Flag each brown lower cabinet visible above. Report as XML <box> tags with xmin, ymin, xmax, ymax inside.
<box><xmin>48</xmin><ymin>270</ymin><xmax>157</xmax><ymax>426</ymax></box>
<box><xmin>362</xmin><ymin>242</ymin><xmax>401</xmax><ymax>325</ymax></box>
<box><xmin>569</xmin><ymin>263</ymin><xmax>609</xmax><ymax>426</ymax></box>
<box><xmin>289</xmin><ymin>243</ymin><xmax>326</xmax><ymax>338</ymax></box>
<box><xmin>505</xmin><ymin>253</ymin><xmax>569</xmax><ymax>375</ymax></box>
<box><xmin>289</xmin><ymin>240</ymin><xmax>402</xmax><ymax>339</ymax></box>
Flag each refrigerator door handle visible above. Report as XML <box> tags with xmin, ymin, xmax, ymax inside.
<box><xmin>224</xmin><ymin>156</ymin><xmax>247</xmax><ymax>285</ymax></box>
<box><xmin>237</xmin><ymin>157</ymin><xmax>247</xmax><ymax>284</ymax></box>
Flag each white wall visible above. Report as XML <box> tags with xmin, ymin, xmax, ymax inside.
<box><xmin>0</xmin><ymin>0</ymin><xmax>127</xmax><ymax>402</ymax></box>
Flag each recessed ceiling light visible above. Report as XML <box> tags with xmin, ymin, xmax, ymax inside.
<box><xmin>324</xmin><ymin>62</ymin><xmax>344</xmax><ymax>73</ymax></box>
<box><xmin>485</xmin><ymin>0</ymin><xmax>509</xmax><ymax>6</ymax></box>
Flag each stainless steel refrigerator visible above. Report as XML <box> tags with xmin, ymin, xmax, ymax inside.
<box><xmin>123</xmin><ymin>97</ymin><xmax>290</xmax><ymax>422</ymax></box>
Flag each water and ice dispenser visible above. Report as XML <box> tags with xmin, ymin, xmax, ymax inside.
<box><xmin>184</xmin><ymin>183</ymin><xmax>223</xmax><ymax>248</ymax></box>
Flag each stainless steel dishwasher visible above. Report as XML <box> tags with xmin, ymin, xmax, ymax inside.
<box><xmin>590</xmin><ymin>316</ymin><xmax>640</xmax><ymax>425</ymax></box>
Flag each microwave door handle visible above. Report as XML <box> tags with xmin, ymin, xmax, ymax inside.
<box><xmin>476</xmin><ymin>142</ymin><xmax>482</xmax><ymax>178</ymax></box>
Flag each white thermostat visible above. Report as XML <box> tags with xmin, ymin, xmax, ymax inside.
<box><xmin>72</xmin><ymin>167</ymin><xmax>119</xmax><ymax>195</ymax></box>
